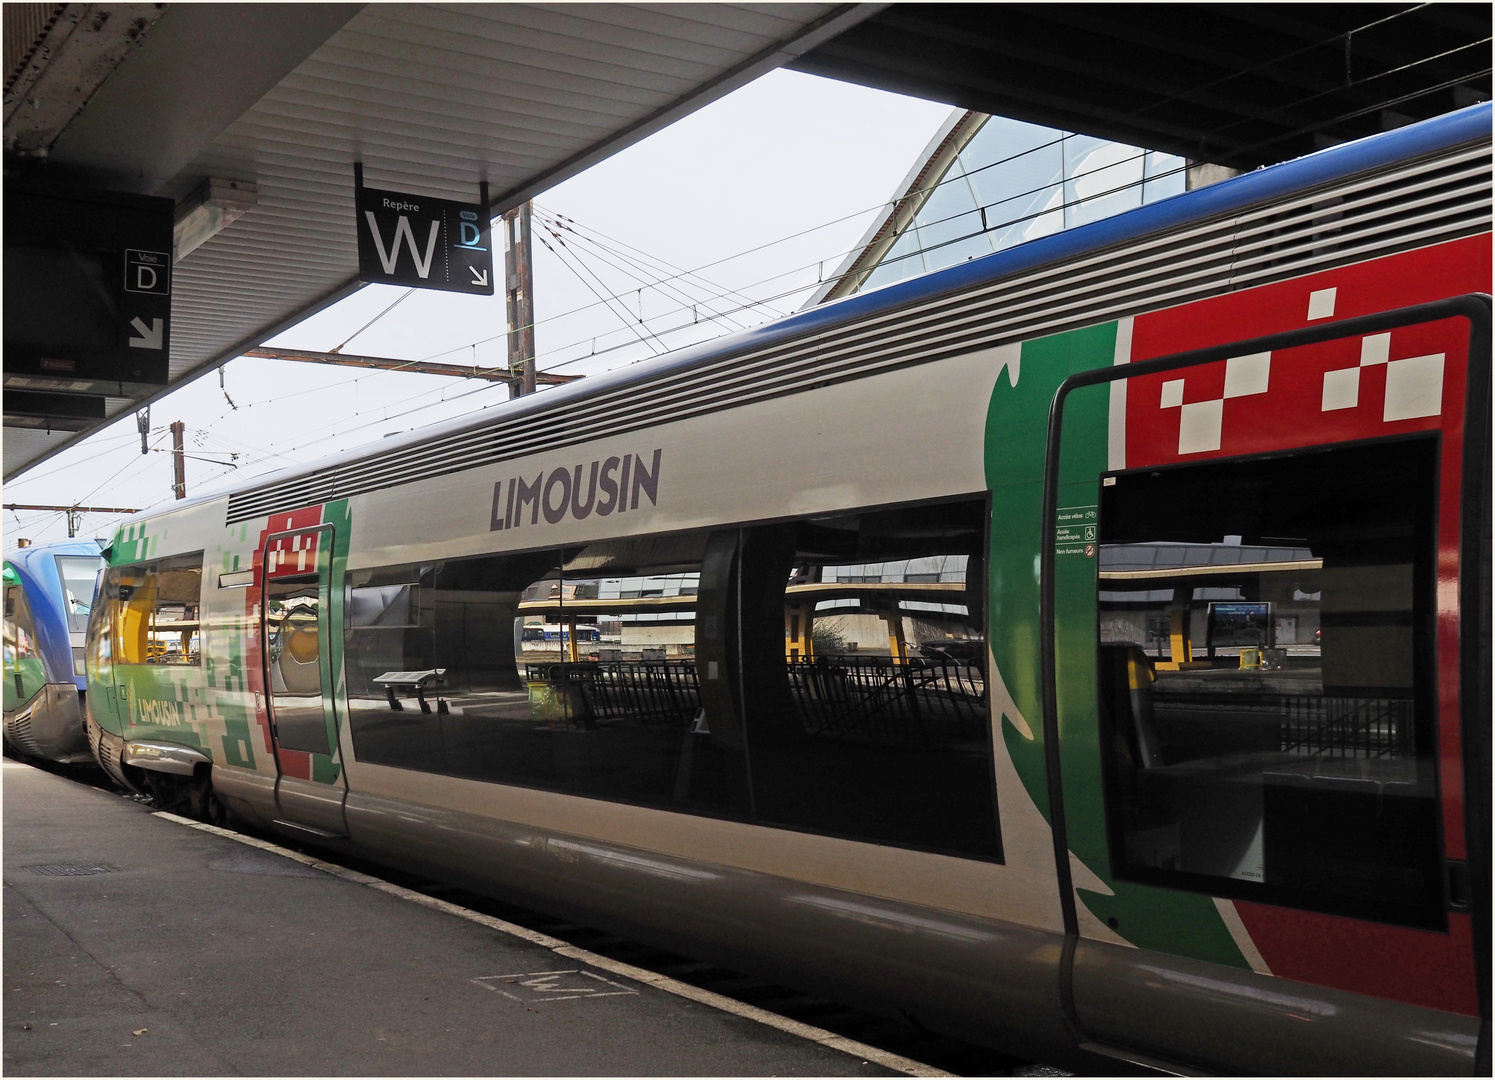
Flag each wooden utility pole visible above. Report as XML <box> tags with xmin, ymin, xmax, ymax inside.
<box><xmin>170</xmin><ymin>421</ymin><xmax>186</xmax><ymax>500</ymax></box>
<box><xmin>504</xmin><ymin>202</ymin><xmax>536</xmax><ymax>398</ymax></box>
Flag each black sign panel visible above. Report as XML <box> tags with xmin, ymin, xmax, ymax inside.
<box><xmin>355</xmin><ymin>184</ymin><xmax>494</xmax><ymax>295</ymax></box>
<box><xmin>3</xmin><ymin>185</ymin><xmax>173</xmax><ymax>397</ymax></box>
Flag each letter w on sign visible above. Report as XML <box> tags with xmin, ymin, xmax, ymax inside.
<box><xmin>363</xmin><ymin>213</ymin><xmax>440</xmax><ymax>279</ymax></box>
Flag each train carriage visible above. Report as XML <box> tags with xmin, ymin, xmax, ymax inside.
<box><xmin>4</xmin><ymin>540</ymin><xmax>106</xmax><ymax>763</ymax></box>
<box><xmin>84</xmin><ymin>104</ymin><xmax>1490</xmax><ymax>1074</ymax></box>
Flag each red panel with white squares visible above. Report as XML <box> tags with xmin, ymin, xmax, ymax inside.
<box><xmin>1118</xmin><ymin>234</ymin><xmax>1489</xmax><ymax>1016</ymax></box>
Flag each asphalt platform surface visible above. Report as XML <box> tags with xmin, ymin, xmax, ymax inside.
<box><xmin>3</xmin><ymin>759</ymin><xmax>913</xmax><ymax>1076</ymax></box>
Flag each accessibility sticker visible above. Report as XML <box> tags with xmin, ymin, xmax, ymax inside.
<box><xmin>1056</xmin><ymin>505</ymin><xmax>1099</xmax><ymax>555</ymax></box>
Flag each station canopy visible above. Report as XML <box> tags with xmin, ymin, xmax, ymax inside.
<box><xmin>2</xmin><ymin>2</ymin><xmax>871</xmax><ymax>478</ymax></box>
<box><xmin>5</xmin><ymin>3</ymin><xmax>1488</xmax><ymax>480</ymax></box>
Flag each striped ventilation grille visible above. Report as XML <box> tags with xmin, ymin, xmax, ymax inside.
<box><xmin>7</xmin><ymin>710</ymin><xmax>39</xmax><ymax>755</ymax></box>
<box><xmin>95</xmin><ymin>735</ymin><xmax>125</xmax><ymax>787</ymax></box>
<box><xmin>227</xmin><ymin>140</ymin><xmax>1491</xmax><ymax>524</ymax></box>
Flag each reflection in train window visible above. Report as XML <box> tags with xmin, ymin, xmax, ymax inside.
<box><xmin>55</xmin><ymin>554</ymin><xmax>105</xmax><ymax>634</ymax></box>
<box><xmin>343</xmin><ymin>537</ymin><xmax>750</xmax><ymax>817</ymax></box>
<box><xmin>265</xmin><ymin>575</ymin><xmax>329</xmax><ymax>754</ymax></box>
<box><xmin>343</xmin><ymin>497</ymin><xmax>1001</xmax><ymax>860</ymax></box>
<box><xmin>101</xmin><ymin>554</ymin><xmax>204</xmax><ymax>666</ymax></box>
<box><xmin>3</xmin><ymin>573</ymin><xmax>43</xmax><ymax>707</ymax></box>
<box><xmin>739</xmin><ymin>497</ymin><xmax>1000</xmax><ymax>859</ymax></box>
<box><xmin>1097</xmin><ymin>438</ymin><xmax>1442</xmax><ymax>927</ymax></box>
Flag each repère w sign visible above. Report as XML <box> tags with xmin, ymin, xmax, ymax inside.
<box><xmin>354</xmin><ymin>173</ymin><xmax>494</xmax><ymax>296</ymax></box>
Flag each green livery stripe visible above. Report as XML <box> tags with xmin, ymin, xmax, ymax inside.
<box><xmin>985</xmin><ymin>325</ymin><xmax>1248</xmax><ymax>969</ymax></box>
<box><xmin>4</xmin><ymin>657</ymin><xmax>47</xmax><ymax>712</ymax></box>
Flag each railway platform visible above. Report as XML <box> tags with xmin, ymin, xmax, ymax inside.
<box><xmin>3</xmin><ymin>759</ymin><xmax>923</xmax><ymax>1077</ymax></box>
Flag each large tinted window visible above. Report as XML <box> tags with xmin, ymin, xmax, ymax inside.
<box><xmin>101</xmin><ymin>554</ymin><xmax>203</xmax><ymax>666</ymax></box>
<box><xmin>345</xmin><ymin>534</ymin><xmax>750</xmax><ymax>816</ymax></box>
<box><xmin>1097</xmin><ymin>438</ymin><xmax>1442</xmax><ymax>927</ymax></box>
<box><xmin>4</xmin><ymin>574</ymin><xmax>43</xmax><ymax>709</ymax></box>
<box><xmin>344</xmin><ymin>496</ymin><xmax>1000</xmax><ymax>861</ymax></box>
<box><xmin>738</xmin><ymin>498</ymin><xmax>1000</xmax><ymax>859</ymax></box>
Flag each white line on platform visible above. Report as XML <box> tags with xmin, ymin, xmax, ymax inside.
<box><xmin>153</xmin><ymin>811</ymin><xmax>951</xmax><ymax>1078</ymax></box>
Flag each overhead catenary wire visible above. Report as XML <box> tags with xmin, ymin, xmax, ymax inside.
<box><xmin>537</xmin><ymin>217</ymin><xmax>756</xmax><ymax>336</ymax></box>
<box><xmin>329</xmin><ymin>287</ymin><xmax>418</xmax><ymax>354</ymax></box>
<box><xmin>539</xmin><ymin>207</ymin><xmax>783</xmax><ymax>319</ymax></box>
<box><xmin>536</xmin><ymin>216</ymin><xmax>754</xmax><ymax>333</ymax></box>
<box><xmin>535</xmin><ymin>207</ymin><xmax>780</xmax><ymax>325</ymax></box>
<box><xmin>533</xmin><ymin>226</ymin><xmax>668</xmax><ymax>355</ymax></box>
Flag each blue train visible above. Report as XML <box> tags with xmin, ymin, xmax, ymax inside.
<box><xmin>3</xmin><ymin>540</ymin><xmax>106</xmax><ymax>763</ymax></box>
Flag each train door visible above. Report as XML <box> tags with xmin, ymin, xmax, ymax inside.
<box><xmin>1042</xmin><ymin>298</ymin><xmax>1488</xmax><ymax>1073</ymax></box>
<box><xmin>260</xmin><ymin>523</ymin><xmax>348</xmax><ymax>836</ymax></box>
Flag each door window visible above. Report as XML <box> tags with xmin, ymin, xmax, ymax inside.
<box><xmin>266</xmin><ymin>576</ymin><xmax>329</xmax><ymax>754</ymax></box>
<box><xmin>1096</xmin><ymin>436</ymin><xmax>1443</xmax><ymax>927</ymax></box>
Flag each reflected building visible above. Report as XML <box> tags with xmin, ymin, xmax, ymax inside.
<box><xmin>808</xmin><ymin>110</ymin><xmax>1187</xmax><ymax>305</ymax></box>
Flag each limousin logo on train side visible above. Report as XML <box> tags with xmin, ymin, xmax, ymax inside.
<box><xmin>491</xmin><ymin>449</ymin><xmax>662</xmax><ymax>531</ymax></box>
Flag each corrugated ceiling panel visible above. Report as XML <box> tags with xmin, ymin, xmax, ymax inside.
<box><xmin>6</xmin><ymin>2</ymin><xmax>842</xmax><ymax>475</ymax></box>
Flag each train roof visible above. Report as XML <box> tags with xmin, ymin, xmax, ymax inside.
<box><xmin>150</xmin><ymin>102</ymin><xmax>1492</xmax><ymax>525</ymax></box>
<box><xmin>5</xmin><ymin>540</ymin><xmax>107</xmax><ymax>580</ymax></box>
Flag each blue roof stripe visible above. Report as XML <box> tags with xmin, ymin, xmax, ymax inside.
<box><xmin>515</xmin><ymin>103</ymin><xmax>1491</xmax><ymax>407</ymax></box>
<box><xmin>205</xmin><ymin>103</ymin><xmax>1490</xmax><ymax>513</ymax></box>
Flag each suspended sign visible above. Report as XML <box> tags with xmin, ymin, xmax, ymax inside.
<box><xmin>353</xmin><ymin>166</ymin><xmax>494</xmax><ymax>296</ymax></box>
<box><xmin>3</xmin><ymin>183</ymin><xmax>173</xmax><ymax>398</ymax></box>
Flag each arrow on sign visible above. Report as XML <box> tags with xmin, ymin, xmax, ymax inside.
<box><xmin>469</xmin><ymin>266</ymin><xmax>489</xmax><ymax>287</ymax></box>
<box><xmin>128</xmin><ymin>317</ymin><xmax>164</xmax><ymax>350</ymax></box>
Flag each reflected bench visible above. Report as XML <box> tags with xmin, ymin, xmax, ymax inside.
<box><xmin>372</xmin><ymin>668</ymin><xmax>447</xmax><ymax>714</ymax></box>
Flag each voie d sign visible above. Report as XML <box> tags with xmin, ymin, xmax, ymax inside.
<box><xmin>491</xmin><ymin>449</ymin><xmax>662</xmax><ymax>531</ymax></box>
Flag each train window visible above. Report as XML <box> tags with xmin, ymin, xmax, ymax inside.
<box><xmin>344</xmin><ymin>536</ymin><xmax>753</xmax><ymax>818</ymax></box>
<box><xmin>265</xmin><ymin>574</ymin><xmax>329</xmax><ymax>754</ymax></box>
<box><xmin>1097</xmin><ymin>438</ymin><xmax>1443</xmax><ymax>928</ymax></box>
<box><xmin>738</xmin><ymin>497</ymin><xmax>1002</xmax><ymax>859</ymax></box>
<box><xmin>102</xmin><ymin>554</ymin><xmax>204</xmax><ymax>666</ymax></box>
<box><xmin>344</xmin><ymin>561</ymin><xmax>442</xmax><ymax>771</ymax></box>
<box><xmin>55</xmin><ymin>555</ymin><xmax>105</xmax><ymax>634</ymax></box>
<box><xmin>3</xmin><ymin>575</ymin><xmax>43</xmax><ymax>708</ymax></box>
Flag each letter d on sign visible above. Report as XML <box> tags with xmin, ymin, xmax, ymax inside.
<box><xmin>135</xmin><ymin>265</ymin><xmax>158</xmax><ymax>292</ymax></box>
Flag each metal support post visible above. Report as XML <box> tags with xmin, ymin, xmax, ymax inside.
<box><xmin>170</xmin><ymin>421</ymin><xmax>186</xmax><ymax>500</ymax></box>
<box><xmin>504</xmin><ymin>202</ymin><xmax>536</xmax><ymax>397</ymax></box>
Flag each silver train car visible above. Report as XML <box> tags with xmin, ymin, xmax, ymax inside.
<box><xmin>84</xmin><ymin>106</ymin><xmax>1490</xmax><ymax>1074</ymax></box>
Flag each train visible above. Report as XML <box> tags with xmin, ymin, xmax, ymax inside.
<box><xmin>4</xmin><ymin>539</ymin><xmax>107</xmax><ymax>763</ymax></box>
<box><xmin>83</xmin><ymin>103</ymin><xmax>1490</xmax><ymax>1075</ymax></box>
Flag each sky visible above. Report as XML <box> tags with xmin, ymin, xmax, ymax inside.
<box><xmin>5</xmin><ymin>70</ymin><xmax>953</xmax><ymax>551</ymax></box>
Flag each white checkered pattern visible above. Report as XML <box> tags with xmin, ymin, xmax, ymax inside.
<box><xmin>1159</xmin><ymin>352</ymin><xmax>1273</xmax><ymax>454</ymax></box>
<box><xmin>1320</xmin><ymin>331</ymin><xmax>1444</xmax><ymax>421</ymax></box>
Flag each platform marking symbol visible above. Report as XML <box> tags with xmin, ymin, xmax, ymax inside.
<box><xmin>473</xmin><ymin>968</ymin><xmax>638</xmax><ymax>1003</ymax></box>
